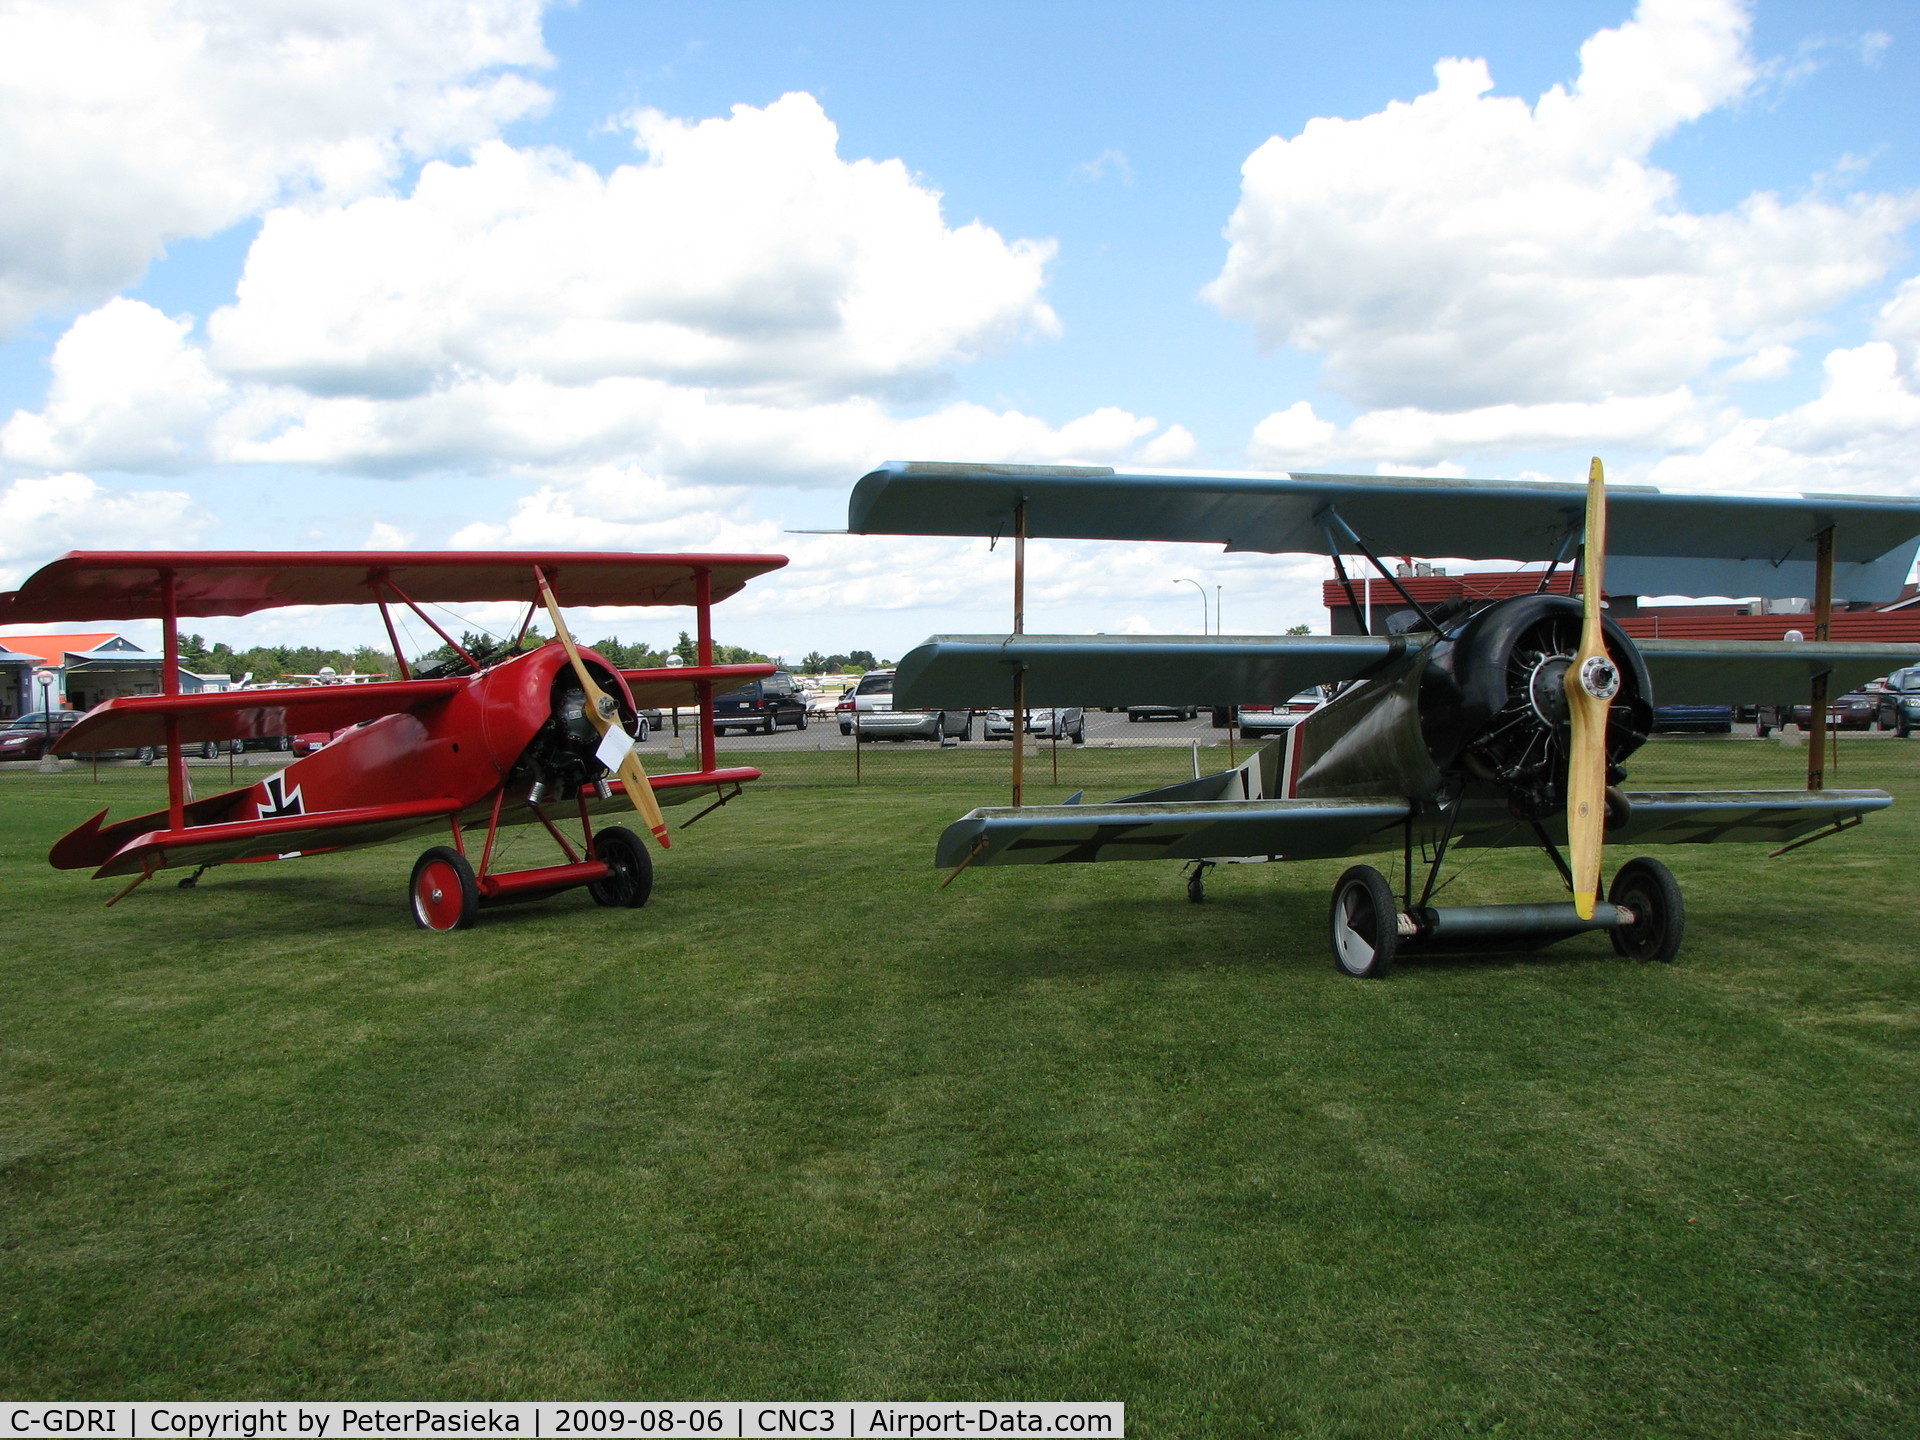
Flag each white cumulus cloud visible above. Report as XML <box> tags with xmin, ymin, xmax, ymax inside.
<box><xmin>0</xmin><ymin>0</ymin><xmax>552</xmax><ymax>337</ymax></box>
<box><xmin>1250</xmin><ymin>389</ymin><xmax>1720</xmax><ymax>470</ymax></box>
<box><xmin>1208</xmin><ymin>0</ymin><xmax>1916</xmax><ymax>411</ymax></box>
<box><xmin>0</xmin><ymin>472</ymin><xmax>206</xmax><ymax>589</ymax></box>
<box><xmin>1</xmin><ymin>299</ymin><xmax>227</xmax><ymax>470</ymax></box>
<box><xmin>3</xmin><ymin>90</ymin><xmax>1124</xmax><ymax>487</ymax></box>
<box><xmin>206</xmin><ymin>95</ymin><xmax>1058</xmax><ymax>405</ymax></box>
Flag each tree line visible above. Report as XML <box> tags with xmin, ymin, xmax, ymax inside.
<box><xmin>178</xmin><ymin>630</ymin><xmax>779</xmax><ymax>683</ymax></box>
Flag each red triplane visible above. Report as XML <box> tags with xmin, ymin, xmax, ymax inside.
<box><xmin>2</xmin><ymin>550</ymin><xmax>787</xmax><ymax>929</ymax></box>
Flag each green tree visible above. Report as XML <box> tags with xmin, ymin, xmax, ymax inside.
<box><xmin>670</xmin><ymin>632</ymin><xmax>771</xmax><ymax>666</ymax></box>
<box><xmin>1286</xmin><ymin>624</ymin><xmax>1313</xmax><ymax>636</ymax></box>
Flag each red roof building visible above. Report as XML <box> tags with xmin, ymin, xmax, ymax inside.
<box><xmin>1320</xmin><ymin>572</ymin><xmax>1920</xmax><ymax>644</ymax></box>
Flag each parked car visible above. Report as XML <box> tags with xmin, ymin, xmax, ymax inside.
<box><xmin>0</xmin><ymin>709</ymin><xmax>164</xmax><ymax>761</ymax></box>
<box><xmin>713</xmin><ymin>671</ymin><xmax>808</xmax><ymax>734</ymax></box>
<box><xmin>1651</xmin><ymin>703</ymin><xmax>1734</xmax><ymax>734</ymax></box>
<box><xmin>984</xmin><ymin>707</ymin><xmax>1085</xmax><ymax>743</ymax></box>
<box><xmin>1239</xmin><ymin>690</ymin><xmax>1323</xmax><ymax>740</ymax></box>
<box><xmin>1126</xmin><ymin>704</ymin><xmax>1198</xmax><ymax>722</ymax></box>
<box><xmin>847</xmin><ymin>668</ymin><xmax>972</xmax><ymax>741</ymax></box>
<box><xmin>1876</xmin><ymin>665</ymin><xmax>1920</xmax><ymax>737</ymax></box>
<box><xmin>1756</xmin><ymin>692</ymin><xmax>1880</xmax><ymax>735</ymax></box>
<box><xmin>0</xmin><ymin>710</ymin><xmax>83</xmax><ymax>761</ymax></box>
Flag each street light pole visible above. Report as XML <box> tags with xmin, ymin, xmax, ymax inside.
<box><xmin>1173</xmin><ymin>578</ymin><xmax>1209</xmax><ymax>634</ymax></box>
<box><xmin>34</xmin><ymin>668</ymin><xmax>58</xmax><ymax>772</ymax></box>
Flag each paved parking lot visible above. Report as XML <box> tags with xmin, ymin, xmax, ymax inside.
<box><xmin>636</xmin><ymin>707</ymin><xmax>1231</xmax><ymax>754</ymax></box>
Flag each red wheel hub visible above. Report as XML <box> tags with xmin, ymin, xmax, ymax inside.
<box><xmin>413</xmin><ymin>858</ymin><xmax>467</xmax><ymax>930</ymax></box>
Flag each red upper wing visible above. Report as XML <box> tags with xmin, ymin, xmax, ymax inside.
<box><xmin>0</xmin><ymin>550</ymin><xmax>788</xmax><ymax>623</ymax></box>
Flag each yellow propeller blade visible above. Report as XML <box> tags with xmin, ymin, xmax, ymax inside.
<box><xmin>1563</xmin><ymin>456</ymin><xmax>1616</xmax><ymax>918</ymax></box>
<box><xmin>538</xmin><ymin>577</ymin><xmax>672</xmax><ymax>850</ymax></box>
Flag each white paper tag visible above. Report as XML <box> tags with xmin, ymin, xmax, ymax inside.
<box><xmin>594</xmin><ymin>725</ymin><xmax>635</xmax><ymax>770</ymax></box>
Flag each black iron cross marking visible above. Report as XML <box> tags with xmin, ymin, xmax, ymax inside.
<box><xmin>258</xmin><ymin>774</ymin><xmax>305</xmax><ymax>819</ymax></box>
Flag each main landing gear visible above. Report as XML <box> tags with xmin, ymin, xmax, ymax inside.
<box><xmin>408</xmin><ymin>797</ymin><xmax>656</xmax><ymax>931</ymax></box>
<box><xmin>1325</xmin><ymin>843</ymin><xmax>1685</xmax><ymax>978</ymax></box>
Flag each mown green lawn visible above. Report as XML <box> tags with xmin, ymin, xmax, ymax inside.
<box><xmin>1</xmin><ymin>739</ymin><xmax>1916</xmax><ymax>1437</ymax></box>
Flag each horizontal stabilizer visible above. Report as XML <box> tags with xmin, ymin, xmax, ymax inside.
<box><xmin>849</xmin><ymin>462</ymin><xmax>1920</xmax><ymax>601</ymax></box>
<box><xmin>1636</xmin><ymin>640</ymin><xmax>1920</xmax><ymax>704</ymax></box>
<box><xmin>896</xmin><ymin>634</ymin><xmax>1401</xmax><ymax>708</ymax></box>
<box><xmin>53</xmin><ymin>678</ymin><xmax>468</xmax><ymax>752</ymax></box>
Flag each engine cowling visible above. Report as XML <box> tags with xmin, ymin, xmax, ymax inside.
<box><xmin>1420</xmin><ymin>594</ymin><xmax>1652</xmax><ymax>818</ymax></box>
<box><xmin>514</xmin><ymin>653</ymin><xmax>637</xmax><ymax>800</ymax></box>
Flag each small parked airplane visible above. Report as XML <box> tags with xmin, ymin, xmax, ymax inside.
<box><xmin>847</xmin><ymin>460</ymin><xmax>1920</xmax><ymax>974</ymax></box>
<box><xmin>3</xmin><ymin>550</ymin><xmax>786</xmax><ymax>929</ymax></box>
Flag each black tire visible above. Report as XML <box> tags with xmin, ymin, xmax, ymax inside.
<box><xmin>1607</xmin><ymin>857</ymin><xmax>1684</xmax><ymax>963</ymax></box>
<box><xmin>840</xmin><ymin>724</ymin><xmax>852</xmax><ymax>736</ymax></box>
<box><xmin>409</xmin><ymin>846</ymin><xmax>478</xmax><ymax>931</ymax></box>
<box><xmin>137</xmin><ymin>746</ymin><xmax>155</xmax><ymax>764</ymax></box>
<box><xmin>588</xmin><ymin>825</ymin><xmax>654</xmax><ymax>908</ymax></box>
<box><xmin>1755</xmin><ymin>722</ymin><xmax>1772</xmax><ymax>738</ymax></box>
<box><xmin>794</xmin><ymin>711</ymin><xmax>808</xmax><ymax>731</ymax></box>
<box><xmin>1329</xmin><ymin>865</ymin><xmax>1399</xmax><ymax>978</ymax></box>
<box><xmin>636</xmin><ymin>717</ymin><xmax>650</xmax><ymax>742</ymax></box>
<box><xmin>199</xmin><ymin>740</ymin><xmax>219</xmax><ymax>759</ymax></box>
<box><xmin>1127</xmin><ymin>712</ymin><xmax>1140</xmax><ymax>722</ymax></box>
<box><xmin>762</xmin><ymin>712</ymin><xmax>777</xmax><ymax>735</ymax></box>
<box><xmin>1070</xmin><ymin>724</ymin><xmax>1085</xmax><ymax>744</ymax></box>
<box><xmin>277</xmin><ymin>735</ymin><xmax>293</xmax><ymax>751</ymax></box>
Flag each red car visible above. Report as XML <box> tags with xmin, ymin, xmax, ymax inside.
<box><xmin>1756</xmin><ymin>692</ymin><xmax>1880</xmax><ymax>734</ymax></box>
<box><xmin>0</xmin><ymin>710</ymin><xmax>83</xmax><ymax>760</ymax></box>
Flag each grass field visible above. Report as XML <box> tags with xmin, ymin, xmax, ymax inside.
<box><xmin>2</xmin><ymin>739</ymin><xmax>1916</xmax><ymax>1436</ymax></box>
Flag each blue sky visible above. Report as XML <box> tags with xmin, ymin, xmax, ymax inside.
<box><xmin>2</xmin><ymin>0</ymin><xmax>1916</xmax><ymax>661</ymax></box>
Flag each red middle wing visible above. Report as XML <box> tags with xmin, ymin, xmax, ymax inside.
<box><xmin>53</xmin><ymin>679</ymin><xmax>469</xmax><ymax>752</ymax></box>
<box><xmin>620</xmin><ymin>663</ymin><xmax>775</xmax><ymax>707</ymax></box>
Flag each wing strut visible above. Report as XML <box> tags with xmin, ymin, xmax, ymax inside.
<box><xmin>695</xmin><ymin>567</ymin><xmax>718</xmax><ymax>774</ymax></box>
<box><xmin>1316</xmin><ymin>507</ymin><xmax>1440</xmax><ymax>632</ymax></box>
<box><xmin>1013</xmin><ymin>498</ymin><xmax>1028</xmax><ymax>807</ymax></box>
<box><xmin>1808</xmin><ymin>525</ymin><xmax>1834</xmax><ymax>792</ymax></box>
<box><xmin>160</xmin><ymin>568</ymin><xmax>186</xmax><ymax>832</ymax></box>
<box><xmin>371</xmin><ymin>582</ymin><xmax>413</xmax><ymax>680</ymax></box>
<box><xmin>372</xmin><ymin>574</ymin><xmax>478</xmax><ymax>672</ymax></box>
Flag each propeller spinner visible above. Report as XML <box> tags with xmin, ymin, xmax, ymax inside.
<box><xmin>538</xmin><ymin>576</ymin><xmax>673</xmax><ymax>850</ymax></box>
<box><xmin>1562</xmin><ymin>457</ymin><xmax>1615</xmax><ymax>918</ymax></box>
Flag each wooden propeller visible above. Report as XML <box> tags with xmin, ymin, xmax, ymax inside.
<box><xmin>537</xmin><ymin>577</ymin><xmax>671</xmax><ymax>850</ymax></box>
<box><xmin>1562</xmin><ymin>457</ymin><xmax>1617</xmax><ymax>919</ymax></box>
